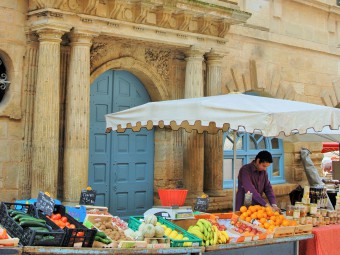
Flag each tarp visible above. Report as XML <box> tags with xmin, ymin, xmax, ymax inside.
<box><xmin>106</xmin><ymin>93</ymin><xmax>340</xmax><ymax>136</ymax></box>
<box><xmin>321</xmin><ymin>142</ymin><xmax>339</xmax><ymax>153</ymax></box>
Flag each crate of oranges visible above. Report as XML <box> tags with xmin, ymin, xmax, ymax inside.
<box><xmin>238</xmin><ymin>205</ymin><xmax>296</xmax><ymax>238</ymax></box>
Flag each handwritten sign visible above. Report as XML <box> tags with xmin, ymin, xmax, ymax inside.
<box><xmin>79</xmin><ymin>189</ymin><xmax>97</xmax><ymax>205</ymax></box>
<box><xmin>36</xmin><ymin>191</ymin><xmax>55</xmax><ymax>216</ymax></box>
<box><xmin>194</xmin><ymin>197</ymin><xmax>209</xmax><ymax>212</ymax></box>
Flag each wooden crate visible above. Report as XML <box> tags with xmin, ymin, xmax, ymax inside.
<box><xmin>294</xmin><ymin>224</ymin><xmax>313</xmax><ymax>235</ymax></box>
<box><xmin>272</xmin><ymin>226</ymin><xmax>295</xmax><ymax>238</ymax></box>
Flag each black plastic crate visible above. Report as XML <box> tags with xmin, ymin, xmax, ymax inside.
<box><xmin>0</xmin><ymin>202</ymin><xmax>65</xmax><ymax>246</ymax></box>
<box><xmin>0</xmin><ymin>202</ymin><xmax>37</xmax><ymax>241</ymax></box>
<box><xmin>38</xmin><ymin>205</ymin><xmax>97</xmax><ymax>247</ymax></box>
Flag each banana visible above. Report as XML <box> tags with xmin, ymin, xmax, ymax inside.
<box><xmin>192</xmin><ymin>226</ymin><xmax>201</xmax><ymax>233</ymax></box>
<box><xmin>205</xmin><ymin>239</ymin><xmax>210</xmax><ymax>246</ymax></box>
<box><xmin>203</xmin><ymin>227</ymin><xmax>208</xmax><ymax>239</ymax></box>
<box><xmin>213</xmin><ymin>231</ymin><xmax>218</xmax><ymax>245</ymax></box>
<box><xmin>189</xmin><ymin>228</ymin><xmax>205</xmax><ymax>240</ymax></box>
<box><xmin>196</xmin><ymin>221</ymin><xmax>205</xmax><ymax>233</ymax></box>
<box><xmin>198</xmin><ymin>219</ymin><xmax>212</xmax><ymax>230</ymax></box>
<box><xmin>221</xmin><ymin>231</ymin><xmax>229</xmax><ymax>241</ymax></box>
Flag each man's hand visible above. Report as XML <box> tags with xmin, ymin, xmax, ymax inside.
<box><xmin>271</xmin><ymin>204</ymin><xmax>281</xmax><ymax>213</ymax></box>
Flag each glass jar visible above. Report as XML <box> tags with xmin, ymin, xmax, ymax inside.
<box><xmin>300</xmin><ymin>206</ymin><xmax>307</xmax><ymax>217</ymax></box>
<box><xmin>306</xmin><ymin>216</ymin><xmax>313</xmax><ymax>225</ymax></box>
<box><xmin>310</xmin><ymin>203</ymin><xmax>317</xmax><ymax>215</ymax></box>
<box><xmin>293</xmin><ymin>206</ymin><xmax>300</xmax><ymax>219</ymax></box>
<box><xmin>286</xmin><ymin>205</ymin><xmax>294</xmax><ymax>217</ymax></box>
<box><xmin>325</xmin><ymin>217</ymin><xmax>330</xmax><ymax>225</ymax></box>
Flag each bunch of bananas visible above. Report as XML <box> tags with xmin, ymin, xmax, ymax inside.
<box><xmin>187</xmin><ymin>219</ymin><xmax>229</xmax><ymax>246</ymax></box>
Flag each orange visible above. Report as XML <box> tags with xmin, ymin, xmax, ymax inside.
<box><xmin>282</xmin><ymin>219</ymin><xmax>289</xmax><ymax>227</ymax></box>
<box><xmin>246</xmin><ymin>217</ymin><xmax>252</xmax><ymax>223</ymax></box>
<box><xmin>240</xmin><ymin>206</ymin><xmax>247</xmax><ymax>213</ymax></box>
<box><xmin>251</xmin><ymin>212</ymin><xmax>258</xmax><ymax>219</ymax></box>
<box><xmin>259</xmin><ymin>218</ymin><xmax>267</xmax><ymax>224</ymax></box>
<box><xmin>263</xmin><ymin>222</ymin><xmax>270</xmax><ymax>229</ymax></box>
<box><xmin>242</xmin><ymin>212</ymin><xmax>249</xmax><ymax>218</ymax></box>
<box><xmin>239</xmin><ymin>214</ymin><xmax>246</xmax><ymax>220</ymax></box>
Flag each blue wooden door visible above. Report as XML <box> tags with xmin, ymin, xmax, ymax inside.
<box><xmin>89</xmin><ymin>70</ymin><xmax>154</xmax><ymax>218</ymax></box>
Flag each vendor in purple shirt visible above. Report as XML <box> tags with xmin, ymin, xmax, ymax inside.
<box><xmin>235</xmin><ymin>150</ymin><xmax>280</xmax><ymax>212</ymax></box>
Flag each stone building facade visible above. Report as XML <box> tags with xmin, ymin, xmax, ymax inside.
<box><xmin>0</xmin><ymin>0</ymin><xmax>339</xmax><ymax>213</ymax></box>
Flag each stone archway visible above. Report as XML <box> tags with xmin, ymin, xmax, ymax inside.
<box><xmin>224</xmin><ymin>59</ymin><xmax>300</xmax><ymax>100</ymax></box>
<box><xmin>321</xmin><ymin>81</ymin><xmax>340</xmax><ymax>108</ymax></box>
<box><xmin>91</xmin><ymin>56</ymin><xmax>169</xmax><ymax>102</ymax></box>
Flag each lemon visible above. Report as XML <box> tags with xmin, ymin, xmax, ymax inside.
<box><xmin>164</xmin><ymin>227</ymin><xmax>172</xmax><ymax>236</ymax></box>
<box><xmin>169</xmin><ymin>230</ymin><xmax>178</xmax><ymax>239</ymax></box>
<box><xmin>175</xmin><ymin>233</ymin><xmax>184</xmax><ymax>240</ymax></box>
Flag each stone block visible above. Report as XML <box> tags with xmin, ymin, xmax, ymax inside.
<box><xmin>0</xmin><ymin>122</ymin><xmax>7</xmax><ymax>138</ymax></box>
<box><xmin>8</xmin><ymin>121</ymin><xmax>24</xmax><ymax>139</ymax></box>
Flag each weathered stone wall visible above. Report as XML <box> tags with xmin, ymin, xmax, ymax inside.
<box><xmin>0</xmin><ymin>0</ymin><xmax>27</xmax><ymax>202</ymax></box>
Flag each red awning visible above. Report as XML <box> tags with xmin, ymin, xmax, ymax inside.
<box><xmin>322</xmin><ymin>142</ymin><xmax>339</xmax><ymax>153</ymax></box>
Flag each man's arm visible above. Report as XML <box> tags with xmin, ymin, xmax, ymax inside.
<box><xmin>263</xmin><ymin>175</ymin><xmax>280</xmax><ymax>212</ymax></box>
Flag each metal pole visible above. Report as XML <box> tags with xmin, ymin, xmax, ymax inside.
<box><xmin>232</xmin><ymin>130</ymin><xmax>237</xmax><ymax>212</ymax></box>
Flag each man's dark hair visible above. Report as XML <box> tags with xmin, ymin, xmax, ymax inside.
<box><xmin>255</xmin><ymin>150</ymin><xmax>273</xmax><ymax>163</ymax></box>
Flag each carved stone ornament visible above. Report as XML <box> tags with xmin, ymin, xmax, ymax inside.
<box><xmin>29</xmin><ymin>0</ymin><xmax>251</xmax><ymax>38</ymax></box>
<box><xmin>145</xmin><ymin>48</ymin><xmax>171</xmax><ymax>80</ymax></box>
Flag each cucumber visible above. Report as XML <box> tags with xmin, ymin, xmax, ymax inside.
<box><xmin>94</xmin><ymin>236</ymin><xmax>111</xmax><ymax>244</ymax></box>
<box><xmin>96</xmin><ymin>231</ymin><xmax>107</xmax><ymax>239</ymax></box>
<box><xmin>10</xmin><ymin>210</ymin><xmax>27</xmax><ymax>217</ymax></box>
<box><xmin>19</xmin><ymin>217</ymin><xmax>45</xmax><ymax>223</ymax></box>
<box><xmin>29</xmin><ymin>227</ymin><xmax>50</xmax><ymax>232</ymax></box>
<box><xmin>13</xmin><ymin>214</ymin><xmax>33</xmax><ymax>221</ymax></box>
<box><xmin>19</xmin><ymin>220</ymin><xmax>47</xmax><ymax>228</ymax></box>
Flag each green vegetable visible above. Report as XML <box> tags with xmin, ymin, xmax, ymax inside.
<box><xmin>95</xmin><ymin>231</ymin><xmax>107</xmax><ymax>239</ymax></box>
<box><xmin>9</xmin><ymin>210</ymin><xmax>27</xmax><ymax>217</ymax></box>
<box><xmin>19</xmin><ymin>216</ymin><xmax>45</xmax><ymax>223</ymax></box>
<box><xmin>94</xmin><ymin>236</ymin><xmax>111</xmax><ymax>244</ymax></box>
<box><xmin>29</xmin><ymin>227</ymin><xmax>50</xmax><ymax>232</ymax></box>
<box><xmin>19</xmin><ymin>220</ymin><xmax>47</xmax><ymax>228</ymax></box>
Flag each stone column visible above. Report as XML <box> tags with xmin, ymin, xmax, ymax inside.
<box><xmin>31</xmin><ymin>28</ymin><xmax>67</xmax><ymax>198</ymax></box>
<box><xmin>183</xmin><ymin>47</ymin><xmax>206</xmax><ymax>195</ymax></box>
<box><xmin>63</xmin><ymin>29</ymin><xmax>96</xmax><ymax>204</ymax></box>
<box><xmin>204</xmin><ymin>50</ymin><xmax>225</xmax><ymax>196</ymax></box>
<box><xmin>22</xmin><ymin>33</ymin><xmax>39</xmax><ymax>199</ymax></box>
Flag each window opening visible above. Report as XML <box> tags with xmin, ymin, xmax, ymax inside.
<box><xmin>0</xmin><ymin>58</ymin><xmax>10</xmax><ymax>102</ymax></box>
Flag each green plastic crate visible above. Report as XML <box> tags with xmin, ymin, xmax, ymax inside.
<box><xmin>128</xmin><ymin>216</ymin><xmax>202</xmax><ymax>247</ymax></box>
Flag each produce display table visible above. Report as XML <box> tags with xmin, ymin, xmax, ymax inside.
<box><xmin>204</xmin><ymin>234</ymin><xmax>313</xmax><ymax>255</ymax></box>
<box><xmin>22</xmin><ymin>246</ymin><xmax>205</xmax><ymax>255</ymax></box>
<box><xmin>299</xmin><ymin>224</ymin><xmax>340</xmax><ymax>255</ymax></box>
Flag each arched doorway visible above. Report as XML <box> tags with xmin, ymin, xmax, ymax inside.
<box><xmin>89</xmin><ymin>70</ymin><xmax>154</xmax><ymax>218</ymax></box>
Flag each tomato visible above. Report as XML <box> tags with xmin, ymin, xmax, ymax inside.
<box><xmin>65</xmin><ymin>222</ymin><xmax>71</xmax><ymax>227</ymax></box>
<box><xmin>55</xmin><ymin>213</ymin><xmax>62</xmax><ymax>220</ymax></box>
<box><xmin>58</xmin><ymin>221</ymin><xmax>66</xmax><ymax>229</ymax></box>
<box><xmin>61</xmin><ymin>216</ymin><xmax>68</xmax><ymax>223</ymax></box>
<box><xmin>51</xmin><ymin>214</ymin><xmax>59</xmax><ymax>220</ymax></box>
<box><xmin>76</xmin><ymin>232</ymin><xmax>84</xmax><ymax>237</ymax></box>
<box><xmin>69</xmin><ymin>224</ymin><xmax>76</xmax><ymax>229</ymax></box>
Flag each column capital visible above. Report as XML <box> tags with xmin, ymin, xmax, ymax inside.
<box><xmin>205</xmin><ymin>49</ymin><xmax>227</xmax><ymax>62</ymax></box>
<box><xmin>184</xmin><ymin>46</ymin><xmax>208</xmax><ymax>60</ymax></box>
<box><xmin>68</xmin><ymin>28</ymin><xmax>99</xmax><ymax>46</ymax></box>
<box><xmin>32</xmin><ymin>24</ymin><xmax>70</xmax><ymax>43</ymax></box>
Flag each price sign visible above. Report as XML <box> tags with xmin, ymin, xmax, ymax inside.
<box><xmin>79</xmin><ymin>189</ymin><xmax>96</xmax><ymax>205</ymax></box>
<box><xmin>36</xmin><ymin>191</ymin><xmax>55</xmax><ymax>216</ymax></box>
<box><xmin>194</xmin><ymin>197</ymin><xmax>209</xmax><ymax>212</ymax></box>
